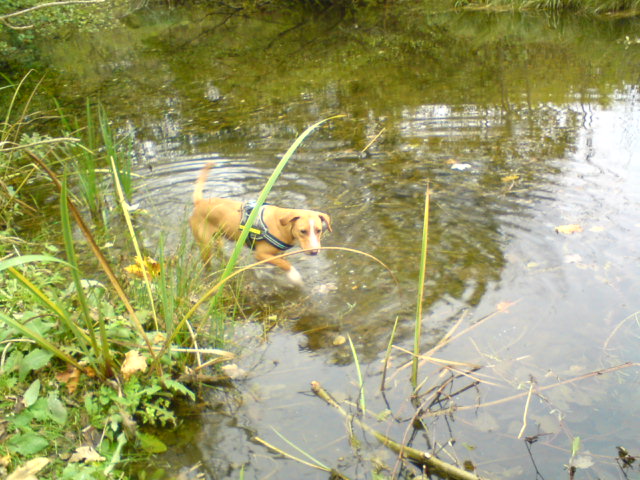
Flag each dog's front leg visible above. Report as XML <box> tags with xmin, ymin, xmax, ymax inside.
<box><xmin>254</xmin><ymin>252</ymin><xmax>303</xmax><ymax>286</ymax></box>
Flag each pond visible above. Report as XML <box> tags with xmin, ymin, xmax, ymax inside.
<box><xmin>38</xmin><ymin>5</ymin><xmax>640</xmax><ymax>479</ymax></box>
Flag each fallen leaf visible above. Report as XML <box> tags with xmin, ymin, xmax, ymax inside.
<box><xmin>55</xmin><ymin>366</ymin><xmax>81</xmax><ymax>394</ymax></box>
<box><xmin>121</xmin><ymin>350</ymin><xmax>147</xmax><ymax>380</ymax></box>
<box><xmin>333</xmin><ymin>335</ymin><xmax>347</xmax><ymax>346</ymax></box>
<box><xmin>124</xmin><ymin>256</ymin><xmax>161</xmax><ymax>279</ymax></box>
<box><xmin>7</xmin><ymin>457</ymin><xmax>49</xmax><ymax>480</ymax></box>
<box><xmin>68</xmin><ymin>446</ymin><xmax>105</xmax><ymax>463</ymax></box>
<box><xmin>564</xmin><ymin>253</ymin><xmax>583</xmax><ymax>264</ymax></box>
<box><xmin>220</xmin><ymin>364</ymin><xmax>246</xmax><ymax>379</ymax></box>
<box><xmin>451</xmin><ymin>163</ymin><xmax>472</xmax><ymax>171</ymax></box>
<box><xmin>496</xmin><ymin>301</ymin><xmax>517</xmax><ymax>313</ymax></box>
<box><xmin>555</xmin><ymin>224</ymin><xmax>583</xmax><ymax>235</ymax></box>
<box><xmin>501</xmin><ymin>174</ymin><xmax>520</xmax><ymax>182</ymax></box>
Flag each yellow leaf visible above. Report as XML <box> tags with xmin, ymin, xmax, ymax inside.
<box><xmin>7</xmin><ymin>457</ymin><xmax>49</xmax><ymax>480</ymax></box>
<box><xmin>555</xmin><ymin>224</ymin><xmax>583</xmax><ymax>235</ymax></box>
<box><xmin>121</xmin><ymin>350</ymin><xmax>148</xmax><ymax>380</ymax></box>
<box><xmin>496</xmin><ymin>300</ymin><xmax>517</xmax><ymax>313</ymax></box>
<box><xmin>333</xmin><ymin>335</ymin><xmax>347</xmax><ymax>346</ymax></box>
<box><xmin>124</xmin><ymin>256</ymin><xmax>161</xmax><ymax>279</ymax></box>
<box><xmin>68</xmin><ymin>446</ymin><xmax>106</xmax><ymax>463</ymax></box>
<box><xmin>501</xmin><ymin>174</ymin><xmax>520</xmax><ymax>182</ymax></box>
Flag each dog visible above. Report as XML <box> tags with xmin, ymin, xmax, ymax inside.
<box><xmin>189</xmin><ymin>163</ymin><xmax>332</xmax><ymax>285</ymax></box>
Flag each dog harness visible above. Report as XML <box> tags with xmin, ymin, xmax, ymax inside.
<box><xmin>239</xmin><ymin>201</ymin><xmax>294</xmax><ymax>251</ymax></box>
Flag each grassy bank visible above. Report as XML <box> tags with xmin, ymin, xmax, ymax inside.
<box><xmin>0</xmin><ymin>75</ymin><xmax>233</xmax><ymax>479</ymax></box>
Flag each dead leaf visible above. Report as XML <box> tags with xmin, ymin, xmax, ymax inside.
<box><xmin>124</xmin><ymin>256</ymin><xmax>161</xmax><ymax>279</ymax></box>
<box><xmin>501</xmin><ymin>174</ymin><xmax>520</xmax><ymax>182</ymax></box>
<box><xmin>220</xmin><ymin>364</ymin><xmax>246</xmax><ymax>379</ymax></box>
<box><xmin>121</xmin><ymin>350</ymin><xmax>148</xmax><ymax>380</ymax></box>
<box><xmin>7</xmin><ymin>457</ymin><xmax>49</xmax><ymax>480</ymax></box>
<box><xmin>496</xmin><ymin>301</ymin><xmax>517</xmax><ymax>313</ymax></box>
<box><xmin>451</xmin><ymin>163</ymin><xmax>471</xmax><ymax>171</ymax></box>
<box><xmin>55</xmin><ymin>366</ymin><xmax>81</xmax><ymax>394</ymax></box>
<box><xmin>68</xmin><ymin>446</ymin><xmax>106</xmax><ymax>463</ymax></box>
<box><xmin>555</xmin><ymin>224</ymin><xmax>583</xmax><ymax>235</ymax></box>
<box><xmin>333</xmin><ymin>335</ymin><xmax>347</xmax><ymax>346</ymax></box>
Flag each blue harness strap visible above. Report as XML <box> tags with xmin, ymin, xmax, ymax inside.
<box><xmin>239</xmin><ymin>201</ymin><xmax>294</xmax><ymax>251</ymax></box>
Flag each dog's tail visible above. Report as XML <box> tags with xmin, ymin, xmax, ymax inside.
<box><xmin>193</xmin><ymin>162</ymin><xmax>215</xmax><ymax>204</ymax></box>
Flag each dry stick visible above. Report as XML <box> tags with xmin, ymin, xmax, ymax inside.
<box><xmin>361</xmin><ymin>127</ymin><xmax>386</xmax><ymax>154</ymax></box>
<box><xmin>387</xmin><ymin>308</ymin><xmax>499</xmax><ymax>385</ymax></box>
<box><xmin>253</xmin><ymin>436</ymin><xmax>346</xmax><ymax>478</ymax></box>
<box><xmin>517</xmin><ymin>381</ymin><xmax>534</xmax><ymax>439</ymax></box>
<box><xmin>603</xmin><ymin>311</ymin><xmax>640</xmax><ymax>351</ymax></box>
<box><xmin>311</xmin><ymin>381</ymin><xmax>486</xmax><ymax>480</ymax></box>
<box><xmin>450</xmin><ymin>362</ymin><xmax>638</xmax><ymax>414</ymax></box>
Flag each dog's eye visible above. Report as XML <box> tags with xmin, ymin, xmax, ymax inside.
<box><xmin>316</xmin><ymin>228</ymin><xmax>322</xmax><ymax>234</ymax></box>
<box><xmin>300</xmin><ymin>229</ymin><xmax>308</xmax><ymax>234</ymax></box>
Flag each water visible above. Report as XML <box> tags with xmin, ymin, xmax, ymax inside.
<box><xmin>36</xmin><ymin>6</ymin><xmax>640</xmax><ymax>479</ymax></box>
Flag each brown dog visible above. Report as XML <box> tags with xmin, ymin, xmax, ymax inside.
<box><xmin>189</xmin><ymin>163</ymin><xmax>332</xmax><ymax>285</ymax></box>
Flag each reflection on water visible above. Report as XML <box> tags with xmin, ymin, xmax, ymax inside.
<box><xmin>39</xmin><ymin>5</ymin><xmax>640</xmax><ymax>479</ymax></box>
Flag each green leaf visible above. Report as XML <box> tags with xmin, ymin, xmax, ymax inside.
<box><xmin>8</xmin><ymin>432</ymin><xmax>49</xmax><ymax>455</ymax></box>
<box><xmin>19</xmin><ymin>348</ymin><xmax>54</xmax><ymax>381</ymax></box>
<box><xmin>163</xmin><ymin>378</ymin><xmax>195</xmax><ymax>401</ymax></box>
<box><xmin>137</xmin><ymin>432</ymin><xmax>167</xmax><ymax>453</ymax></box>
<box><xmin>23</xmin><ymin>379</ymin><xmax>41</xmax><ymax>408</ymax></box>
<box><xmin>48</xmin><ymin>393</ymin><xmax>68</xmax><ymax>425</ymax></box>
<box><xmin>571</xmin><ymin>436</ymin><xmax>581</xmax><ymax>457</ymax></box>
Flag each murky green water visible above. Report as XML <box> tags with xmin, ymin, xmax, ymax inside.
<box><xmin>35</xmin><ymin>5</ymin><xmax>640</xmax><ymax>479</ymax></box>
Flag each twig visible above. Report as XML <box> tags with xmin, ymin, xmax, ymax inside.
<box><xmin>453</xmin><ymin>362</ymin><xmax>638</xmax><ymax>413</ymax></box>
<box><xmin>517</xmin><ymin>380</ymin><xmax>534</xmax><ymax>439</ymax></box>
<box><xmin>361</xmin><ymin>127</ymin><xmax>386</xmax><ymax>154</ymax></box>
<box><xmin>253</xmin><ymin>436</ymin><xmax>350</xmax><ymax>478</ymax></box>
<box><xmin>311</xmin><ymin>381</ymin><xmax>486</xmax><ymax>480</ymax></box>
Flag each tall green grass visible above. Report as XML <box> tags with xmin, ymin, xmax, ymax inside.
<box><xmin>411</xmin><ymin>186</ymin><xmax>430</xmax><ymax>388</ymax></box>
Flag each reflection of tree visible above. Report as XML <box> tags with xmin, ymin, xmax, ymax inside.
<box><xmin>0</xmin><ymin>0</ymin><xmax>104</xmax><ymax>29</ymax></box>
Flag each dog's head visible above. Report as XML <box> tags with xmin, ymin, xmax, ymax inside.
<box><xmin>280</xmin><ymin>210</ymin><xmax>332</xmax><ymax>255</ymax></box>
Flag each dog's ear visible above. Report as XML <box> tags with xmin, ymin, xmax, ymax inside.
<box><xmin>280</xmin><ymin>213</ymin><xmax>300</xmax><ymax>227</ymax></box>
<box><xmin>319</xmin><ymin>213</ymin><xmax>332</xmax><ymax>232</ymax></box>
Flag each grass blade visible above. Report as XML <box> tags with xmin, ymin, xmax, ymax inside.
<box><xmin>0</xmin><ymin>254</ymin><xmax>69</xmax><ymax>272</ymax></box>
<box><xmin>411</xmin><ymin>185</ymin><xmax>430</xmax><ymax>388</ymax></box>
<box><xmin>347</xmin><ymin>334</ymin><xmax>366</xmax><ymax>415</ymax></box>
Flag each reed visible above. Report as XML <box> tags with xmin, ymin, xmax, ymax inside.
<box><xmin>411</xmin><ymin>185</ymin><xmax>431</xmax><ymax>388</ymax></box>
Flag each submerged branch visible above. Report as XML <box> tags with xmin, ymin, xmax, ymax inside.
<box><xmin>311</xmin><ymin>381</ymin><xmax>486</xmax><ymax>480</ymax></box>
